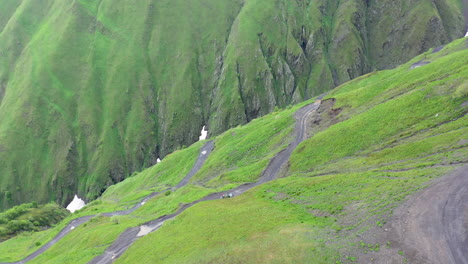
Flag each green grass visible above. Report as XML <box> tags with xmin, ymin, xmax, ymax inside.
<box><xmin>289</xmin><ymin>47</ymin><xmax>467</xmax><ymax>173</ymax></box>
<box><xmin>0</xmin><ymin>0</ymin><xmax>464</xmax><ymax>210</ymax></box>
<box><xmin>0</xmin><ymin>26</ymin><xmax>466</xmax><ymax>264</ymax></box>
<box><xmin>192</xmin><ymin>105</ymin><xmax>299</xmax><ymax>187</ymax></box>
<box><xmin>115</xmin><ymin>39</ymin><xmax>466</xmax><ymax>263</ymax></box>
<box><xmin>0</xmin><ymin>213</ymin><xmax>85</xmax><ymax>263</ymax></box>
<box><xmin>116</xmin><ymin>190</ymin><xmax>338</xmax><ymax>264</ymax></box>
<box><xmin>28</xmin><ymin>215</ymin><xmax>141</xmax><ymax>264</ymax></box>
<box><xmin>113</xmin><ymin>166</ymin><xmax>455</xmax><ymax>264</ymax></box>
<box><xmin>99</xmin><ymin>141</ymin><xmax>204</xmax><ymax>203</ymax></box>
<box><xmin>0</xmin><ymin>100</ymin><xmax>301</xmax><ymax>263</ymax></box>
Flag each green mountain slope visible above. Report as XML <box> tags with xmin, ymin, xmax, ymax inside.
<box><xmin>0</xmin><ymin>37</ymin><xmax>466</xmax><ymax>264</ymax></box>
<box><xmin>0</xmin><ymin>0</ymin><xmax>465</xmax><ymax>209</ymax></box>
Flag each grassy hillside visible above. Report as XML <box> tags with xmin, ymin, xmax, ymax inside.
<box><xmin>0</xmin><ymin>37</ymin><xmax>466</xmax><ymax>263</ymax></box>
<box><xmin>0</xmin><ymin>0</ymin><xmax>465</xmax><ymax>209</ymax></box>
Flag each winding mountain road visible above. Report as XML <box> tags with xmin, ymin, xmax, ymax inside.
<box><xmin>6</xmin><ymin>92</ymin><xmax>464</xmax><ymax>264</ymax></box>
<box><xmin>0</xmin><ymin>214</ymin><xmax>94</xmax><ymax>264</ymax></box>
<box><xmin>389</xmin><ymin>165</ymin><xmax>468</xmax><ymax>264</ymax></box>
<box><xmin>0</xmin><ymin>141</ymin><xmax>215</xmax><ymax>264</ymax></box>
<box><xmin>1</xmin><ymin>96</ymin><xmax>322</xmax><ymax>264</ymax></box>
<box><xmin>88</xmin><ymin>99</ymin><xmax>323</xmax><ymax>264</ymax></box>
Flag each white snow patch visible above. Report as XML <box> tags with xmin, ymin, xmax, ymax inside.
<box><xmin>137</xmin><ymin>225</ymin><xmax>153</xmax><ymax>237</ymax></box>
<box><xmin>137</xmin><ymin>223</ymin><xmax>163</xmax><ymax>237</ymax></box>
<box><xmin>70</xmin><ymin>226</ymin><xmax>75</xmax><ymax>230</ymax></box>
<box><xmin>66</xmin><ymin>195</ymin><xmax>86</xmax><ymax>213</ymax></box>
<box><xmin>201</xmin><ymin>150</ymin><xmax>207</xmax><ymax>155</ymax></box>
<box><xmin>141</xmin><ymin>201</ymin><xmax>146</xmax><ymax>205</ymax></box>
<box><xmin>199</xmin><ymin>126</ymin><xmax>208</xmax><ymax>141</ymax></box>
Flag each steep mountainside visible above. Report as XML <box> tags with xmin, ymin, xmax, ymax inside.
<box><xmin>0</xmin><ymin>37</ymin><xmax>466</xmax><ymax>264</ymax></box>
<box><xmin>0</xmin><ymin>0</ymin><xmax>465</xmax><ymax>209</ymax></box>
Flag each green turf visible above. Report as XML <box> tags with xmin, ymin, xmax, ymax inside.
<box><xmin>0</xmin><ymin>0</ymin><xmax>464</xmax><ymax>210</ymax></box>
<box><xmin>0</xmin><ymin>35</ymin><xmax>466</xmax><ymax>263</ymax></box>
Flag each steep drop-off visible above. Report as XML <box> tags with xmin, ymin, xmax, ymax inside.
<box><xmin>0</xmin><ymin>0</ymin><xmax>465</xmax><ymax>209</ymax></box>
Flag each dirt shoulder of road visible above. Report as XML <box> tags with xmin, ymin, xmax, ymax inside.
<box><xmin>357</xmin><ymin>165</ymin><xmax>468</xmax><ymax>264</ymax></box>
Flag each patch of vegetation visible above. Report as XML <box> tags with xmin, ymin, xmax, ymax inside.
<box><xmin>0</xmin><ymin>202</ymin><xmax>69</xmax><ymax>241</ymax></box>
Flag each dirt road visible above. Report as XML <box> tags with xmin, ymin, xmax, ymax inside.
<box><xmin>1</xmin><ymin>96</ymin><xmax>322</xmax><ymax>264</ymax></box>
<box><xmin>389</xmin><ymin>166</ymin><xmax>468</xmax><ymax>264</ymax></box>
<box><xmin>0</xmin><ymin>141</ymin><xmax>215</xmax><ymax>264</ymax></box>
<box><xmin>88</xmin><ymin>100</ymin><xmax>323</xmax><ymax>264</ymax></box>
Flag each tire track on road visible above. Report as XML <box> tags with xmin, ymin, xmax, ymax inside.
<box><xmin>389</xmin><ymin>165</ymin><xmax>468</xmax><ymax>264</ymax></box>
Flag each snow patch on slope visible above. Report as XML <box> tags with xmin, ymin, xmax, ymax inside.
<box><xmin>66</xmin><ymin>195</ymin><xmax>86</xmax><ymax>213</ymax></box>
<box><xmin>199</xmin><ymin>126</ymin><xmax>208</xmax><ymax>141</ymax></box>
<box><xmin>137</xmin><ymin>223</ymin><xmax>164</xmax><ymax>237</ymax></box>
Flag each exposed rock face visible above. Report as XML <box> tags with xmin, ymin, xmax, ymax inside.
<box><xmin>0</xmin><ymin>0</ymin><xmax>465</xmax><ymax>209</ymax></box>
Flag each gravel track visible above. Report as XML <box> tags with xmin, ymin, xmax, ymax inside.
<box><xmin>0</xmin><ymin>215</ymin><xmax>94</xmax><ymax>264</ymax></box>
<box><xmin>88</xmin><ymin>100</ymin><xmax>323</xmax><ymax>264</ymax></box>
<box><xmin>389</xmin><ymin>166</ymin><xmax>468</xmax><ymax>264</ymax></box>
<box><xmin>0</xmin><ymin>96</ymin><xmax>322</xmax><ymax>264</ymax></box>
<box><xmin>8</xmin><ymin>92</ymin><xmax>464</xmax><ymax>264</ymax></box>
<box><xmin>0</xmin><ymin>141</ymin><xmax>215</xmax><ymax>264</ymax></box>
